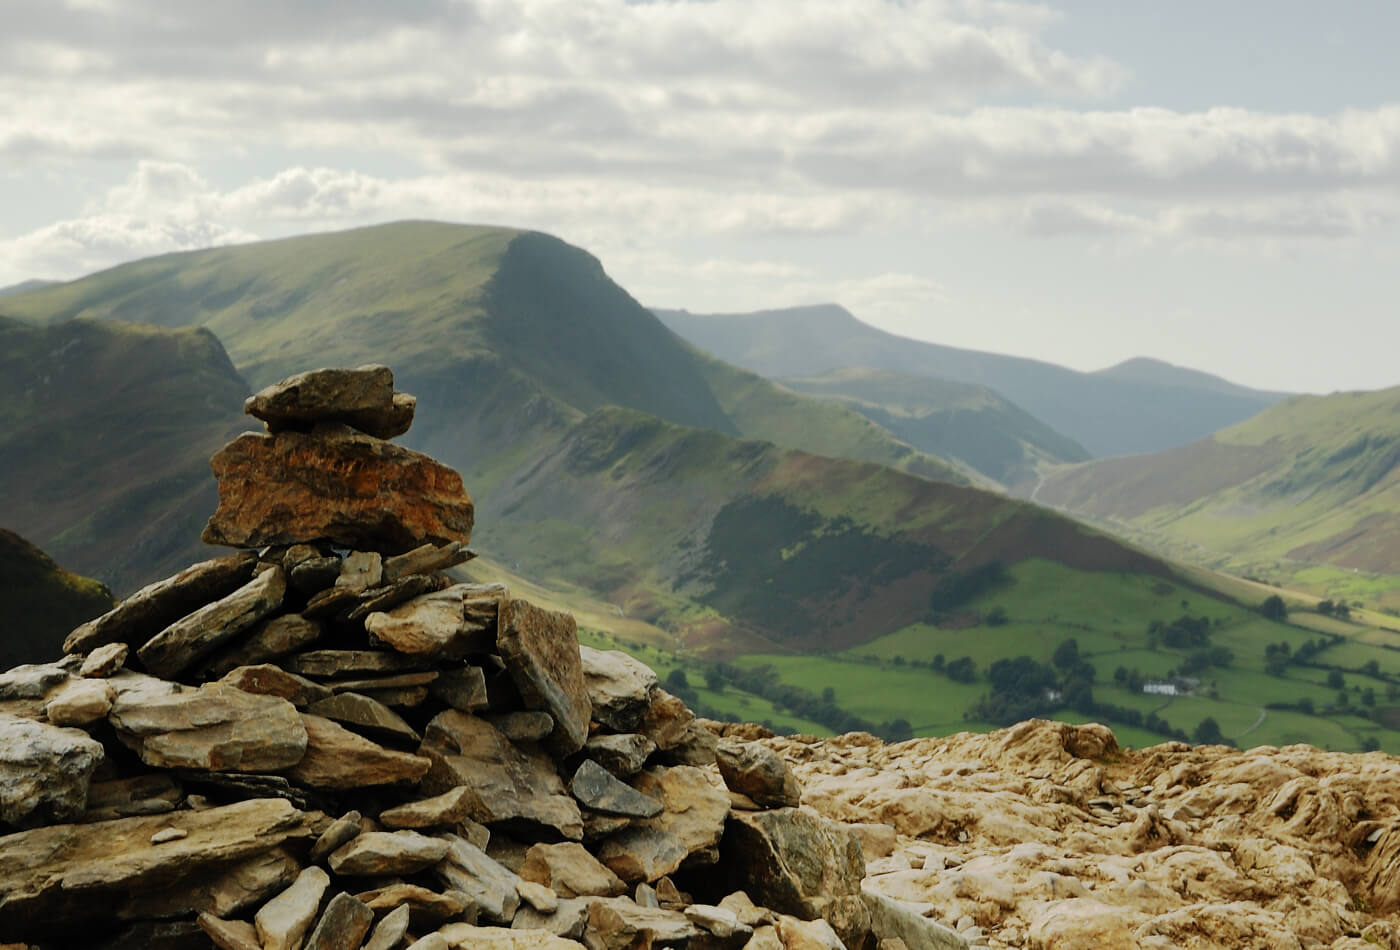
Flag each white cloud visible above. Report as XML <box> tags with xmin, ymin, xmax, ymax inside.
<box><xmin>0</xmin><ymin>214</ymin><xmax>257</xmax><ymax>282</ymax></box>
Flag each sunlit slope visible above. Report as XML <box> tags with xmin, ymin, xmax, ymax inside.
<box><xmin>655</xmin><ymin>304</ymin><xmax>1290</xmax><ymax>458</ymax></box>
<box><xmin>1036</xmin><ymin>387</ymin><xmax>1400</xmax><ymax>599</ymax></box>
<box><xmin>7</xmin><ymin>221</ymin><xmax>962</xmax><ymax>487</ymax></box>
<box><xmin>476</xmin><ymin>405</ymin><xmax>1175</xmax><ymax>653</ymax></box>
<box><xmin>778</xmin><ymin>366</ymin><xmax>1090</xmax><ymax>489</ymax></box>
<box><xmin>0</xmin><ymin>317</ymin><xmax>249</xmax><ymax>592</ymax></box>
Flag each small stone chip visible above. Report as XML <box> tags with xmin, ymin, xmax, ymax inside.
<box><xmin>151</xmin><ymin>827</ymin><xmax>188</xmax><ymax>844</ymax></box>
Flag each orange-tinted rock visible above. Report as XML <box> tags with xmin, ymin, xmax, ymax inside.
<box><xmin>202</xmin><ymin>426</ymin><xmax>473</xmax><ymax>554</ymax></box>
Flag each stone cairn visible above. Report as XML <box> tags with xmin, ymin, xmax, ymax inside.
<box><xmin>0</xmin><ymin>366</ymin><xmax>874</xmax><ymax>950</ymax></box>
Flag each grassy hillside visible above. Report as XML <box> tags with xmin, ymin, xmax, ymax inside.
<box><xmin>0</xmin><ymin>316</ymin><xmax>250</xmax><ymax>593</ymax></box>
<box><xmin>6</xmin><ymin>222</ymin><xmax>963</xmax><ymax>493</ymax></box>
<box><xmin>0</xmin><ymin>279</ymin><xmax>55</xmax><ymax>300</ymax></box>
<box><xmin>1035</xmin><ymin>387</ymin><xmax>1400</xmax><ymax>608</ymax></box>
<box><xmin>0</xmin><ymin>529</ymin><xmax>114</xmax><ymax>667</ymax></box>
<box><xmin>778</xmin><ymin>366</ymin><xmax>1090</xmax><ymax>489</ymax></box>
<box><xmin>655</xmin><ymin>304</ymin><xmax>1290</xmax><ymax>458</ymax></box>
<box><xmin>475</xmin><ymin>405</ymin><xmax>1175</xmax><ymax>654</ymax></box>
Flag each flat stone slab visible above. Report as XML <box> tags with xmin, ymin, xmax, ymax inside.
<box><xmin>202</xmin><ymin>425</ymin><xmax>473</xmax><ymax>554</ymax></box>
<box><xmin>383</xmin><ymin>541</ymin><xmax>473</xmax><ymax>584</ymax></box>
<box><xmin>65</xmin><ymin>552</ymin><xmax>258</xmax><ymax>655</ymax></box>
<box><xmin>0</xmin><ymin>799</ymin><xmax>314</xmax><ymax>939</ymax></box>
<box><xmin>365</xmin><ymin>585</ymin><xmax>490</xmax><ymax>659</ymax></box>
<box><xmin>255</xmin><ymin>865</ymin><xmax>330</xmax><ymax>950</ymax></box>
<box><xmin>328</xmin><ymin>830</ymin><xmax>450</xmax><ymax>876</ymax></box>
<box><xmin>308</xmin><ymin>691</ymin><xmax>420</xmax><ymax>743</ymax></box>
<box><xmin>284</xmin><ymin>649</ymin><xmax>428</xmax><ymax>677</ymax></box>
<box><xmin>109</xmin><ymin>682</ymin><xmax>308</xmax><ymax>772</ymax></box>
<box><xmin>220</xmin><ymin>665</ymin><xmax>332</xmax><ymax>707</ymax></box>
<box><xmin>245</xmin><ymin>365</ymin><xmax>416</xmax><ymax>440</ymax></box>
<box><xmin>519</xmin><ymin>843</ymin><xmax>627</xmax><ymax>899</ymax></box>
<box><xmin>570</xmin><ymin>760</ymin><xmax>663</xmax><ymax>818</ymax></box>
<box><xmin>597</xmin><ymin>766</ymin><xmax>729</xmax><ymax>884</ymax></box>
<box><xmin>137</xmin><ymin>566</ymin><xmax>287</xmax><ymax>679</ymax></box>
<box><xmin>283</xmin><ymin>714</ymin><xmax>430</xmax><ymax>790</ymax></box>
<box><xmin>497</xmin><ymin>599</ymin><xmax>591</xmax><ymax>756</ymax></box>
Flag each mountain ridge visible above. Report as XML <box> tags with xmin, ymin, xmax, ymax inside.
<box><xmin>654</xmin><ymin>303</ymin><xmax>1291</xmax><ymax>458</ymax></box>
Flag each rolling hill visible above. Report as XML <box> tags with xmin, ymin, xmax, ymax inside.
<box><xmin>11</xmin><ymin>221</ymin><xmax>1395</xmax><ymax>752</ymax></box>
<box><xmin>777</xmin><ymin>366</ymin><xmax>1090</xmax><ymax>489</ymax></box>
<box><xmin>0</xmin><ymin>529</ymin><xmax>113</xmax><ymax>668</ymax></box>
<box><xmin>0</xmin><ymin>317</ymin><xmax>251</xmax><ymax>593</ymax></box>
<box><xmin>1034</xmin><ymin>386</ymin><xmax>1400</xmax><ymax>608</ymax></box>
<box><xmin>654</xmin><ymin>304</ymin><xmax>1291</xmax><ymax>458</ymax></box>
<box><xmin>4</xmin><ymin>222</ymin><xmax>963</xmax><ymax>496</ymax></box>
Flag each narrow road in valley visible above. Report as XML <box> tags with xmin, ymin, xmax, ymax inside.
<box><xmin>1238</xmin><ymin>706</ymin><xmax>1268</xmax><ymax>738</ymax></box>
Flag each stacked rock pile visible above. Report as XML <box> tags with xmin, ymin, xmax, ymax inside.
<box><xmin>0</xmin><ymin>367</ymin><xmax>874</xmax><ymax>950</ymax></box>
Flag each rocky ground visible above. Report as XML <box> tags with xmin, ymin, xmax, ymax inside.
<box><xmin>770</xmin><ymin>719</ymin><xmax>1400</xmax><ymax>949</ymax></box>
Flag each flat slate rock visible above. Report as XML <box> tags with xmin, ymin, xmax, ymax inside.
<box><xmin>308</xmin><ymin>810</ymin><xmax>363</xmax><ymax>864</ymax></box>
<box><xmin>328</xmin><ymin>830</ymin><xmax>450</xmax><ymax>876</ymax></box>
<box><xmin>569</xmin><ymin>760</ymin><xmax>663</xmax><ymax>819</ymax></box>
<box><xmin>307</xmin><ymin>691</ymin><xmax>420</xmax><ymax>743</ymax></box>
<box><xmin>364</xmin><ymin>585</ymin><xmax>493</xmax><ymax>659</ymax></box>
<box><xmin>382</xmin><ymin>541</ymin><xmax>473</xmax><ymax>584</ymax></box>
<box><xmin>109</xmin><ymin>682</ymin><xmax>308</xmax><ymax>773</ymax></box>
<box><xmin>220</xmin><ymin>665</ymin><xmax>332</xmax><ymax>707</ymax></box>
<box><xmin>137</xmin><ymin>566</ymin><xmax>287</xmax><ymax>679</ymax></box>
<box><xmin>201</xmin><ymin>425</ymin><xmax>473</xmax><ymax>554</ymax></box>
<box><xmin>244</xmin><ymin>365</ymin><xmax>415</xmax><ymax>440</ymax></box>
<box><xmin>496</xmin><ymin>599</ymin><xmax>591</xmax><ymax>756</ymax></box>
<box><xmin>205</xmin><ymin>613</ymin><xmax>323</xmax><ymax>677</ymax></box>
<box><xmin>0</xmin><ymin>799</ymin><xmax>314</xmax><ymax>939</ymax></box>
<box><xmin>304</xmin><ymin>891</ymin><xmax>374</xmax><ymax>950</ymax></box>
<box><xmin>283</xmin><ymin>714</ymin><xmax>431</xmax><ymax>790</ymax></box>
<box><xmin>64</xmin><ymin>552</ymin><xmax>258</xmax><ymax>656</ymax></box>
<box><xmin>284</xmin><ymin>650</ymin><xmax>428</xmax><ymax>677</ymax></box>
<box><xmin>253</xmin><ymin>865</ymin><xmax>330</xmax><ymax>950</ymax></box>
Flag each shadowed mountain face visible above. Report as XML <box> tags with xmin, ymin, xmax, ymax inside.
<box><xmin>1035</xmin><ymin>386</ymin><xmax>1400</xmax><ymax>595</ymax></box>
<box><xmin>654</xmin><ymin>304</ymin><xmax>1291</xmax><ymax>459</ymax></box>
<box><xmin>0</xmin><ymin>316</ymin><xmax>250</xmax><ymax>593</ymax></box>
<box><xmin>5</xmin><ymin>221</ymin><xmax>1201</xmax><ymax>653</ymax></box>
<box><xmin>0</xmin><ymin>529</ymin><xmax>113</xmax><ymax>667</ymax></box>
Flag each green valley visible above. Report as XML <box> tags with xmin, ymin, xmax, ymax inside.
<box><xmin>1034</xmin><ymin>387</ymin><xmax>1400</xmax><ymax>611</ymax></box>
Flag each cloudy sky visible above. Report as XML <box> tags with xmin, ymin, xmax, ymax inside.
<box><xmin>3</xmin><ymin>0</ymin><xmax>1397</xmax><ymax>393</ymax></box>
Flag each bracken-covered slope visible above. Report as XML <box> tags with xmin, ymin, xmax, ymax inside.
<box><xmin>0</xmin><ymin>316</ymin><xmax>249</xmax><ymax>593</ymax></box>
<box><xmin>4</xmin><ymin>222</ymin><xmax>961</xmax><ymax>493</ymax></box>
<box><xmin>777</xmin><ymin>366</ymin><xmax>1090</xmax><ymax>490</ymax></box>
<box><xmin>1035</xmin><ymin>386</ymin><xmax>1400</xmax><ymax>601</ymax></box>
<box><xmin>0</xmin><ymin>529</ymin><xmax>113</xmax><ymax>668</ymax></box>
<box><xmin>477</xmin><ymin>405</ymin><xmax>1172</xmax><ymax>654</ymax></box>
<box><xmin>655</xmin><ymin>304</ymin><xmax>1290</xmax><ymax>458</ymax></box>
